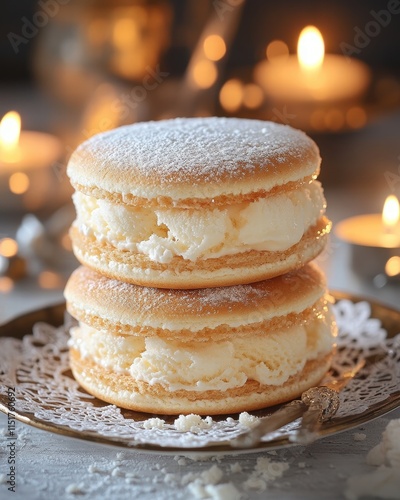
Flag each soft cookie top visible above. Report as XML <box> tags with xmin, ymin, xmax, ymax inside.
<box><xmin>67</xmin><ymin>117</ymin><xmax>320</xmax><ymax>207</ymax></box>
<box><xmin>64</xmin><ymin>263</ymin><xmax>326</xmax><ymax>337</ymax></box>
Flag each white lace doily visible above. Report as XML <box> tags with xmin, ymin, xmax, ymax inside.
<box><xmin>0</xmin><ymin>299</ymin><xmax>399</xmax><ymax>452</ymax></box>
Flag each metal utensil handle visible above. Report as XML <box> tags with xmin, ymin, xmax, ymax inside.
<box><xmin>231</xmin><ymin>355</ymin><xmax>368</xmax><ymax>449</ymax></box>
<box><xmin>232</xmin><ymin>400</ymin><xmax>307</xmax><ymax>448</ymax></box>
<box><xmin>291</xmin><ymin>387</ymin><xmax>340</xmax><ymax>444</ymax></box>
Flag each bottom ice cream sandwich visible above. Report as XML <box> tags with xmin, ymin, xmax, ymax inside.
<box><xmin>64</xmin><ymin>264</ymin><xmax>337</xmax><ymax>415</ymax></box>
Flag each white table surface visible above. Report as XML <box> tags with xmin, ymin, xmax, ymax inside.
<box><xmin>1</xmin><ymin>408</ymin><xmax>399</xmax><ymax>500</ymax></box>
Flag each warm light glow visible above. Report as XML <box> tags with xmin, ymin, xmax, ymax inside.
<box><xmin>310</xmin><ymin>109</ymin><xmax>326</xmax><ymax>130</ymax></box>
<box><xmin>243</xmin><ymin>84</ymin><xmax>264</xmax><ymax>109</ymax></box>
<box><xmin>87</xmin><ymin>18</ymin><xmax>109</xmax><ymax>47</ymax></box>
<box><xmin>385</xmin><ymin>256</ymin><xmax>400</xmax><ymax>277</ymax></box>
<box><xmin>346</xmin><ymin>107</ymin><xmax>367</xmax><ymax>129</ymax></box>
<box><xmin>0</xmin><ymin>111</ymin><xmax>21</xmax><ymax>150</ymax></box>
<box><xmin>9</xmin><ymin>172</ymin><xmax>30</xmax><ymax>194</ymax></box>
<box><xmin>112</xmin><ymin>18</ymin><xmax>139</xmax><ymax>49</ymax></box>
<box><xmin>219</xmin><ymin>79</ymin><xmax>243</xmax><ymax>112</ymax></box>
<box><xmin>324</xmin><ymin>108</ymin><xmax>344</xmax><ymax>131</ymax></box>
<box><xmin>297</xmin><ymin>26</ymin><xmax>324</xmax><ymax>71</ymax></box>
<box><xmin>0</xmin><ymin>277</ymin><xmax>14</xmax><ymax>293</ymax></box>
<box><xmin>0</xmin><ymin>238</ymin><xmax>18</xmax><ymax>258</ymax></box>
<box><xmin>192</xmin><ymin>60</ymin><xmax>218</xmax><ymax>89</ymax></box>
<box><xmin>38</xmin><ymin>270</ymin><xmax>64</xmax><ymax>289</ymax></box>
<box><xmin>382</xmin><ymin>195</ymin><xmax>400</xmax><ymax>229</ymax></box>
<box><xmin>203</xmin><ymin>35</ymin><xmax>226</xmax><ymax>61</ymax></box>
<box><xmin>266</xmin><ymin>40</ymin><xmax>289</xmax><ymax>63</ymax></box>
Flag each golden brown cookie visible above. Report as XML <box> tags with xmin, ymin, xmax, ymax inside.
<box><xmin>65</xmin><ymin>264</ymin><xmax>337</xmax><ymax>415</ymax></box>
<box><xmin>67</xmin><ymin>117</ymin><xmax>330</xmax><ymax>288</ymax></box>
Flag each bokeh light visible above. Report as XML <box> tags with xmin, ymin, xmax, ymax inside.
<box><xmin>0</xmin><ymin>277</ymin><xmax>14</xmax><ymax>293</ymax></box>
<box><xmin>266</xmin><ymin>40</ymin><xmax>289</xmax><ymax>63</ymax></box>
<box><xmin>385</xmin><ymin>256</ymin><xmax>400</xmax><ymax>277</ymax></box>
<box><xmin>192</xmin><ymin>60</ymin><xmax>218</xmax><ymax>89</ymax></box>
<box><xmin>219</xmin><ymin>79</ymin><xmax>243</xmax><ymax>112</ymax></box>
<box><xmin>0</xmin><ymin>238</ymin><xmax>18</xmax><ymax>258</ymax></box>
<box><xmin>38</xmin><ymin>270</ymin><xmax>64</xmax><ymax>289</ymax></box>
<box><xmin>9</xmin><ymin>172</ymin><xmax>30</xmax><ymax>194</ymax></box>
<box><xmin>203</xmin><ymin>35</ymin><xmax>226</xmax><ymax>61</ymax></box>
<box><xmin>346</xmin><ymin>107</ymin><xmax>367</xmax><ymax>129</ymax></box>
<box><xmin>243</xmin><ymin>84</ymin><xmax>264</xmax><ymax>109</ymax></box>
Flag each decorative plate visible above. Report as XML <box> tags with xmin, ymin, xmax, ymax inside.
<box><xmin>0</xmin><ymin>292</ymin><xmax>399</xmax><ymax>454</ymax></box>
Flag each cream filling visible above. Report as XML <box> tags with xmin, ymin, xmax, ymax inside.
<box><xmin>73</xmin><ymin>181</ymin><xmax>326</xmax><ymax>264</ymax></box>
<box><xmin>69</xmin><ymin>307</ymin><xmax>336</xmax><ymax>392</ymax></box>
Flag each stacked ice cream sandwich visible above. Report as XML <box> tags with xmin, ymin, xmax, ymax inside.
<box><xmin>64</xmin><ymin>117</ymin><xmax>336</xmax><ymax>415</ymax></box>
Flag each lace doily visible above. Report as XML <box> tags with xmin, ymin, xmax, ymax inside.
<box><xmin>0</xmin><ymin>300</ymin><xmax>399</xmax><ymax>451</ymax></box>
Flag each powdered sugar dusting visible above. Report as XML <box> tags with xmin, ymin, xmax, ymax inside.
<box><xmin>69</xmin><ymin>118</ymin><xmax>319</xmax><ymax>188</ymax></box>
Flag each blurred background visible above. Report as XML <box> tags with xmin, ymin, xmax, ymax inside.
<box><xmin>0</xmin><ymin>0</ymin><xmax>399</xmax><ymax>318</ymax></box>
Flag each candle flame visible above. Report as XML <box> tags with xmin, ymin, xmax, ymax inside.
<box><xmin>297</xmin><ymin>26</ymin><xmax>324</xmax><ymax>71</ymax></box>
<box><xmin>382</xmin><ymin>195</ymin><xmax>400</xmax><ymax>229</ymax></box>
<box><xmin>0</xmin><ymin>111</ymin><xmax>21</xmax><ymax>150</ymax></box>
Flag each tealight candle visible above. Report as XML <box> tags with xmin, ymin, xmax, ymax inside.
<box><xmin>255</xmin><ymin>26</ymin><xmax>371</xmax><ymax>104</ymax></box>
<box><xmin>0</xmin><ymin>111</ymin><xmax>63</xmax><ymax>212</ymax></box>
<box><xmin>336</xmin><ymin>195</ymin><xmax>400</xmax><ymax>281</ymax></box>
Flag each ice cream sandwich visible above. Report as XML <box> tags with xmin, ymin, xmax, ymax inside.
<box><xmin>65</xmin><ymin>263</ymin><xmax>337</xmax><ymax>415</ymax></box>
<box><xmin>67</xmin><ymin>117</ymin><xmax>331</xmax><ymax>288</ymax></box>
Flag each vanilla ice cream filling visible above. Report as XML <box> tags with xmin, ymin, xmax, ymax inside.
<box><xmin>73</xmin><ymin>181</ymin><xmax>326</xmax><ymax>264</ymax></box>
<box><xmin>69</xmin><ymin>307</ymin><xmax>335</xmax><ymax>392</ymax></box>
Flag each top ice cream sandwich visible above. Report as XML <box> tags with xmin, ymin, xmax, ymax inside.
<box><xmin>67</xmin><ymin>117</ymin><xmax>331</xmax><ymax>288</ymax></box>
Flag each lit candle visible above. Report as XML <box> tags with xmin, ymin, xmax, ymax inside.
<box><xmin>0</xmin><ymin>111</ymin><xmax>63</xmax><ymax>211</ymax></box>
<box><xmin>336</xmin><ymin>196</ymin><xmax>400</xmax><ymax>248</ymax></box>
<box><xmin>255</xmin><ymin>26</ymin><xmax>371</xmax><ymax>104</ymax></box>
<box><xmin>336</xmin><ymin>196</ymin><xmax>400</xmax><ymax>281</ymax></box>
